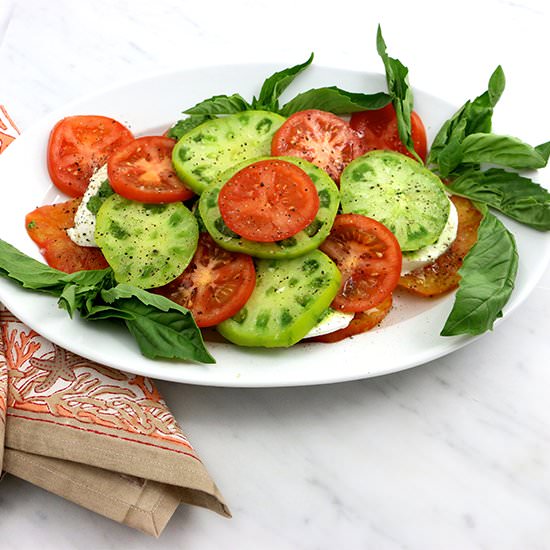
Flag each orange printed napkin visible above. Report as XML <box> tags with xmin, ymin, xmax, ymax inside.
<box><xmin>0</xmin><ymin>106</ymin><xmax>229</xmax><ymax>536</ymax></box>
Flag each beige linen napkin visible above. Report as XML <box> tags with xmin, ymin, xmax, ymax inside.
<box><xmin>0</xmin><ymin>107</ymin><xmax>230</xmax><ymax>536</ymax></box>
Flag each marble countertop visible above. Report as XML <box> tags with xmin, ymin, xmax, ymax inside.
<box><xmin>1</xmin><ymin>0</ymin><xmax>550</xmax><ymax>547</ymax></box>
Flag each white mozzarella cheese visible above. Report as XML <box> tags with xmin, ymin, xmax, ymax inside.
<box><xmin>67</xmin><ymin>164</ymin><xmax>109</xmax><ymax>247</ymax></box>
<box><xmin>304</xmin><ymin>309</ymin><xmax>354</xmax><ymax>338</ymax></box>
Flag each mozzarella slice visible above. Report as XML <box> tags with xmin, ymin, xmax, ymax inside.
<box><xmin>67</xmin><ymin>164</ymin><xmax>109</xmax><ymax>247</ymax></box>
<box><xmin>305</xmin><ymin>309</ymin><xmax>354</xmax><ymax>338</ymax></box>
<box><xmin>401</xmin><ymin>196</ymin><xmax>459</xmax><ymax>275</ymax></box>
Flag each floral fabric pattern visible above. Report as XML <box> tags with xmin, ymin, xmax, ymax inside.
<box><xmin>0</xmin><ymin>307</ymin><xmax>15</xmax><ymax>430</ymax></box>
<box><xmin>0</xmin><ymin>104</ymin><xmax>20</xmax><ymax>153</ymax></box>
<box><xmin>0</xmin><ymin>305</ymin><xmax>194</xmax><ymax>452</ymax></box>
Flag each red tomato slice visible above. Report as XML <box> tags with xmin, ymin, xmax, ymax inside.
<box><xmin>108</xmin><ymin>136</ymin><xmax>194</xmax><ymax>203</ymax></box>
<box><xmin>350</xmin><ymin>104</ymin><xmax>428</xmax><ymax>162</ymax></box>
<box><xmin>155</xmin><ymin>233</ymin><xmax>256</xmax><ymax>327</ymax></box>
<box><xmin>312</xmin><ymin>295</ymin><xmax>393</xmax><ymax>343</ymax></box>
<box><xmin>48</xmin><ymin>115</ymin><xmax>134</xmax><ymax>197</ymax></box>
<box><xmin>319</xmin><ymin>214</ymin><xmax>402</xmax><ymax>313</ymax></box>
<box><xmin>218</xmin><ymin>159</ymin><xmax>320</xmax><ymax>243</ymax></box>
<box><xmin>26</xmin><ymin>199</ymin><xmax>109</xmax><ymax>273</ymax></box>
<box><xmin>271</xmin><ymin>109</ymin><xmax>362</xmax><ymax>183</ymax></box>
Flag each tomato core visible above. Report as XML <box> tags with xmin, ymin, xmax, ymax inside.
<box><xmin>155</xmin><ymin>233</ymin><xmax>256</xmax><ymax>327</ymax></box>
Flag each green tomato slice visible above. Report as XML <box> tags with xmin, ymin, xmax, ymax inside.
<box><xmin>217</xmin><ymin>249</ymin><xmax>341</xmax><ymax>347</ymax></box>
<box><xmin>340</xmin><ymin>150</ymin><xmax>450</xmax><ymax>251</ymax></box>
<box><xmin>172</xmin><ymin>110</ymin><xmax>285</xmax><ymax>194</ymax></box>
<box><xmin>199</xmin><ymin>156</ymin><xmax>340</xmax><ymax>259</ymax></box>
<box><xmin>95</xmin><ymin>195</ymin><xmax>198</xmax><ymax>288</ymax></box>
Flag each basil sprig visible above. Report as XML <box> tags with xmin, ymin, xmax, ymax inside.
<box><xmin>428</xmin><ymin>65</ymin><xmax>505</xmax><ymax>174</ymax></box>
<box><xmin>441</xmin><ymin>207</ymin><xmax>518</xmax><ymax>336</ymax></box>
<box><xmin>179</xmin><ymin>56</ymin><xmax>316</xmax><ymax>117</ymax></box>
<box><xmin>426</xmin><ymin>63</ymin><xmax>550</xmax><ymax>336</ymax></box>
<box><xmin>428</xmin><ymin>65</ymin><xmax>550</xmax><ymax>177</ymax></box>
<box><xmin>170</xmin><ymin>55</ymin><xmax>314</xmax><ymax>124</ymax></box>
<box><xmin>0</xmin><ymin>239</ymin><xmax>214</xmax><ymax>363</ymax></box>
<box><xmin>428</xmin><ymin>65</ymin><xmax>550</xmax><ymax>231</ymax></box>
<box><xmin>167</xmin><ymin>53</ymin><xmax>391</xmax><ymax>136</ymax></box>
<box><xmin>376</xmin><ymin>26</ymin><xmax>421</xmax><ymax>163</ymax></box>
<box><xmin>251</xmin><ymin>53</ymin><xmax>314</xmax><ymax>112</ymax></box>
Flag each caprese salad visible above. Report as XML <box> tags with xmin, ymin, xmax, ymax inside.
<box><xmin>2</xmin><ymin>26</ymin><xmax>549</xmax><ymax>363</ymax></box>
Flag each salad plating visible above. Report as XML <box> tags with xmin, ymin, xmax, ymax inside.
<box><xmin>2</xmin><ymin>25</ymin><xmax>548</xmax><ymax>364</ymax></box>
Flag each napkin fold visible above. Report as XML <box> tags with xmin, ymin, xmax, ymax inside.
<box><xmin>0</xmin><ymin>106</ymin><xmax>230</xmax><ymax>536</ymax></box>
<box><xmin>0</xmin><ymin>304</ymin><xmax>230</xmax><ymax>535</ymax></box>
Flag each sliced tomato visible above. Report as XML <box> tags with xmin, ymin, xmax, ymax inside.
<box><xmin>271</xmin><ymin>109</ymin><xmax>362</xmax><ymax>182</ymax></box>
<box><xmin>350</xmin><ymin>104</ymin><xmax>428</xmax><ymax>162</ymax></box>
<box><xmin>319</xmin><ymin>214</ymin><xmax>402</xmax><ymax>313</ymax></box>
<box><xmin>47</xmin><ymin>115</ymin><xmax>134</xmax><ymax>197</ymax></box>
<box><xmin>26</xmin><ymin>199</ymin><xmax>109</xmax><ymax>273</ymax></box>
<box><xmin>218</xmin><ymin>159</ymin><xmax>319</xmax><ymax>243</ymax></box>
<box><xmin>108</xmin><ymin>136</ymin><xmax>194</xmax><ymax>203</ymax></box>
<box><xmin>155</xmin><ymin>233</ymin><xmax>255</xmax><ymax>327</ymax></box>
<box><xmin>313</xmin><ymin>295</ymin><xmax>393</xmax><ymax>343</ymax></box>
<box><xmin>399</xmin><ymin>196</ymin><xmax>482</xmax><ymax>296</ymax></box>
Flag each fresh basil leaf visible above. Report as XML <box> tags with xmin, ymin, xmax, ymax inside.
<box><xmin>179</xmin><ymin>53</ymin><xmax>386</xmax><ymax>118</ymax></box>
<box><xmin>0</xmin><ymin>239</ymin><xmax>214</xmax><ymax>363</ymax></box>
<box><xmin>487</xmin><ymin>65</ymin><xmax>506</xmax><ymax>106</ymax></box>
<box><xmin>57</xmin><ymin>284</ymin><xmax>79</xmax><ymax>316</ymax></box>
<box><xmin>166</xmin><ymin>115</ymin><xmax>214</xmax><ymax>140</ymax></box>
<box><xmin>461</xmin><ymin>133</ymin><xmax>548</xmax><ymax>169</ymax></box>
<box><xmin>100</xmin><ymin>283</ymin><xmax>183</xmax><ymax>309</ymax></box>
<box><xmin>58</xmin><ymin>281</ymin><xmax>109</xmax><ymax>318</ymax></box>
<box><xmin>535</xmin><ymin>140</ymin><xmax>550</xmax><ymax>163</ymax></box>
<box><xmin>184</xmin><ymin>94</ymin><xmax>251</xmax><ymax>116</ymax></box>
<box><xmin>63</xmin><ymin>268</ymin><xmax>114</xmax><ymax>289</ymax></box>
<box><xmin>99</xmin><ymin>284</ymin><xmax>214</xmax><ymax>363</ymax></box>
<box><xmin>436</xmin><ymin>116</ymin><xmax>469</xmax><ymax>177</ymax></box>
<box><xmin>181</xmin><ymin>57</ymin><xmax>314</xmax><ymax>117</ymax></box>
<box><xmin>57</xmin><ymin>268</ymin><xmax>115</xmax><ymax>318</ymax></box>
<box><xmin>280</xmin><ymin>86</ymin><xmax>390</xmax><ymax>116</ymax></box>
<box><xmin>441</xmin><ymin>209</ymin><xmax>518</xmax><ymax>336</ymax></box>
<box><xmin>124</xmin><ymin>301</ymin><xmax>213</xmax><ymax>363</ymax></box>
<box><xmin>467</xmin><ymin>65</ymin><xmax>505</xmax><ymax>135</ymax></box>
<box><xmin>0</xmin><ymin>238</ymin><xmax>111</xmax><ymax>294</ymax></box>
<box><xmin>252</xmin><ymin>53</ymin><xmax>314</xmax><ymax>112</ymax></box>
<box><xmin>376</xmin><ymin>25</ymin><xmax>420</xmax><ymax>162</ymax></box>
<box><xmin>448</xmin><ymin>168</ymin><xmax>550</xmax><ymax>230</ymax></box>
<box><xmin>428</xmin><ymin>66</ymin><xmax>505</xmax><ymax>169</ymax></box>
<box><xmin>0</xmin><ymin>240</ymin><xmax>67</xmax><ymax>293</ymax></box>
<box><xmin>428</xmin><ymin>104</ymin><xmax>469</xmax><ymax>172</ymax></box>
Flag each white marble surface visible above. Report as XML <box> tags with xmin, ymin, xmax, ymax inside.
<box><xmin>1</xmin><ymin>0</ymin><xmax>550</xmax><ymax>547</ymax></box>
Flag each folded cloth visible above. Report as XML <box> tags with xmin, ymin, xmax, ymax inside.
<box><xmin>0</xmin><ymin>304</ymin><xmax>229</xmax><ymax>535</ymax></box>
<box><xmin>0</xmin><ymin>312</ymin><xmax>7</xmax><ymax>471</ymax></box>
<box><xmin>0</xmin><ymin>104</ymin><xmax>18</xmax><ymax>153</ymax></box>
<box><xmin>0</xmin><ymin>106</ymin><xmax>230</xmax><ymax>536</ymax></box>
